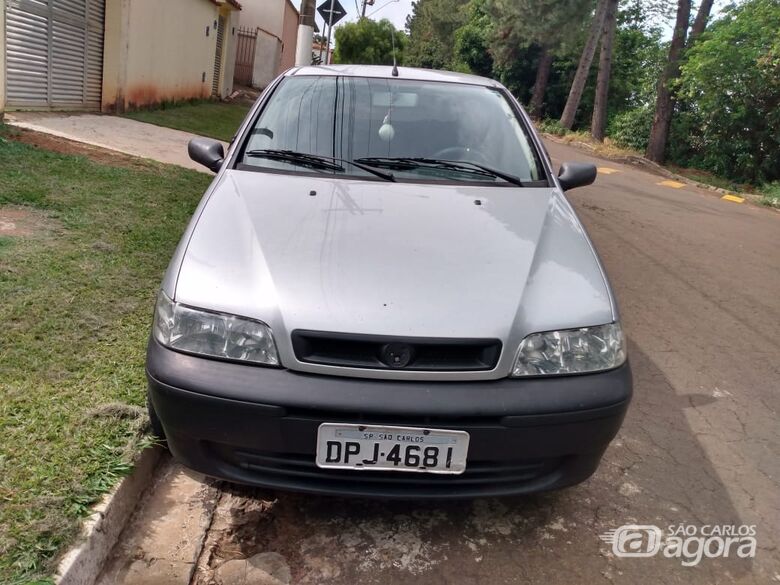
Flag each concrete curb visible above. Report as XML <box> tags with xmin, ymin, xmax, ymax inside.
<box><xmin>540</xmin><ymin>132</ymin><xmax>765</xmax><ymax>205</ymax></box>
<box><xmin>55</xmin><ymin>445</ymin><xmax>165</xmax><ymax>585</ymax></box>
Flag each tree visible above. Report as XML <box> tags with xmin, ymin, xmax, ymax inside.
<box><xmin>333</xmin><ymin>18</ymin><xmax>407</xmax><ymax>65</ymax></box>
<box><xmin>453</xmin><ymin>0</ymin><xmax>494</xmax><ymax>77</ymax></box>
<box><xmin>405</xmin><ymin>0</ymin><xmax>470</xmax><ymax>69</ymax></box>
<box><xmin>678</xmin><ymin>0</ymin><xmax>780</xmax><ymax>183</ymax></box>
<box><xmin>591</xmin><ymin>0</ymin><xmax>620</xmax><ymax>140</ymax></box>
<box><xmin>529</xmin><ymin>49</ymin><xmax>554</xmax><ymax>118</ymax></box>
<box><xmin>560</xmin><ymin>0</ymin><xmax>610</xmax><ymax>129</ymax></box>
<box><xmin>689</xmin><ymin>0</ymin><xmax>715</xmax><ymax>45</ymax></box>
<box><xmin>645</xmin><ymin>0</ymin><xmax>691</xmax><ymax>162</ymax></box>
<box><xmin>488</xmin><ymin>0</ymin><xmax>593</xmax><ymax>119</ymax></box>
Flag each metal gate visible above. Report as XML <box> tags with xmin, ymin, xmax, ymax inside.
<box><xmin>234</xmin><ymin>27</ymin><xmax>257</xmax><ymax>87</ymax></box>
<box><xmin>212</xmin><ymin>15</ymin><xmax>226</xmax><ymax>97</ymax></box>
<box><xmin>5</xmin><ymin>0</ymin><xmax>105</xmax><ymax>109</ymax></box>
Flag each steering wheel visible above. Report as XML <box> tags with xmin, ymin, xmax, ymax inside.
<box><xmin>432</xmin><ymin>146</ymin><xmax>491</xmax><ymax>165</ymax></box>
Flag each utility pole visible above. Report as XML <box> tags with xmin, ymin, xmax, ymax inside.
<box><xmin>296</xmin><ymin>0</ymin><xmax>316</xmax><ymax>66</ymax></box>
<box><xmin>361</xmin><ymin>0</ymin><xmax>374</xmax><ymax>18</ymax></box>
<box><xmin>325</xmin><ymin>0</ymin><xmax>335</xmax><ymax>65</ymax></box>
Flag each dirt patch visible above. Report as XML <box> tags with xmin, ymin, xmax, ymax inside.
<box><xmin>0</xmin><ymin>205</ymin><xmax>56</xmax><ymax>238</ymax></box>
<box><xmin>10</xmin><ymin>128</ymin><xmax>158</xmax><ymax>171</ymax></box>
<box><xmin>225</xmin><ymin>86</ymin><xmax>262</xmax><ymax>107</ymax></box>
<box><xmin>194</xmin><ymin>485</ymin><xmax>278</xmax><ymax>585</ymax></box>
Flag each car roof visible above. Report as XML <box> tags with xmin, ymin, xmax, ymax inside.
<box><xmin>287</xmin><ymin>64</ymin><xmax>503</xmax><ymax>88</ymax></box>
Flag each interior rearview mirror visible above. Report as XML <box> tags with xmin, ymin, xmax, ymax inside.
<box><xmin>558</xmin><ymin>162</ymin><xmax>597</xmax><ymax>191</ymax></box>
<box><xmin>188</xmin><ymin>137</ymin><xmax>225</xmax><ymax>173</ymax></box>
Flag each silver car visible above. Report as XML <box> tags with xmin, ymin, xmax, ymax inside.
<box><xmin>147</xmin><ymin>65</ymin><xmax>631</xmax><ymax>498</ymax></box>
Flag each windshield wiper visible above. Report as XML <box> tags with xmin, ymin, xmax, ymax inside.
<box><xmin>246</xmin><ymin>149</ymin><xmax>345</xmax><ymax>172</ymax></box>
<box><xmin>245</xmin><ymin>149</ymin><xmax>395</xmax><ymax>181</ymax></box>
<box><xmin>356</xmin><ymin>157</ymin><xmax>529</xmax><ymax>187</ymax></box>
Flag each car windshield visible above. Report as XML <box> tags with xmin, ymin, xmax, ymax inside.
<box><xmin>237</xmin><ymin>75</ymin><xmax>546</xmax><ymax>185</ymax></box>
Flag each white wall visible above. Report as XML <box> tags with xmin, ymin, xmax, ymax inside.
<box><xmin>125</xmin><ymin>0</ymin><xmax>216</xmax><ymax>106</ymax></box>
<box><xmin>252</xmin><ymin>29</ymin><xmax>282</xmax><ymax>89</ymax></box>
<box><xmin>238</xmin><ymin>0</ymin><xmax>298</xmax><ymax>82</ymax></box>
<box><xmin>240</xmin><ymin>0</ymin><xmax>285</xmax><ymax>38</ymax></box>
<box><xmin>102</xmin><ymin>0</ymin><xmax>240</xmax><ymax>111</ymax></box>
<box><xmin>219</xmin><ymin>10</ymin><xmax>241</xmax><ymax>99</ymax></box>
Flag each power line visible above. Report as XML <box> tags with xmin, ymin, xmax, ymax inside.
<box><xmin>368</xmin><ymin>0</ymin><xmax>399</xmax><ymax>18</ymax></box>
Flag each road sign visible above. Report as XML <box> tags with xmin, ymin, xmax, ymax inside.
<box><xmin>317</xmin><ymin>0</ymin><xmax>347</xmax><ymax>27</ymax></box>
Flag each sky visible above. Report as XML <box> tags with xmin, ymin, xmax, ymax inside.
<box><xmin>314</xmin><ymin>0</ymin><xmax>415</xmax><ymax>34</ymax></box>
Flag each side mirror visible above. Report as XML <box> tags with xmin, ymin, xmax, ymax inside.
<box><xmin>558</xmin><ymin>162</ymin><xmax>597</xmax><ymax>191</ymax></box>
<box><xmin>188</xmin><ymin>137</ymin><xmax>225</xmax><ymax>173</ymax></box>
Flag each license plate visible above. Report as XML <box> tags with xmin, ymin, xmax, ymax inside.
<box><xmin>316</xmin><ymin>423</ymin><xmax>469</xmax><ymax>474</ymax></box>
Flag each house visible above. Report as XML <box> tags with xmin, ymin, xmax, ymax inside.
<box><xmin>233</xmin><ymin>0</ymin><xmax>298</xmax><ymax>89</ymax></box>
<box><xmin>312</xmin><ymin>40</ymin><xmax>333</xmax><ymax>65</ymax></box>
<box><xmin>0</xmin><ymin>0</ymin><xmax>241</xmax><ymax>115</ymax></box>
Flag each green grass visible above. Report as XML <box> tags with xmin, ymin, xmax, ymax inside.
<box><xmin>666</xmin><ymin>166</ymin><xmax>745</xmax><ymax>193</ymax></box>
<box><xmin>759</xmin><ymin>182</ymin><xmax>780</xmax><ymax>208</ymax></box>
<box><xmin>536</xmin><ymin>118</ymin><xmax>570</xmax><ymax>137</ymax></box>
<box><xmin>0</xmin><ymin>126</ymin><xmax>211</xmax><ymax>584</ymax></box>
<box><xmin>122</xmin><ymin>101</ymin><xmax>252</xmax><ymax>142</ymax></box>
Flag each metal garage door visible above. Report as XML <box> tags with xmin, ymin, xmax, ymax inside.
<box><xmin>5</xmin><ymin>0</ymin><xmax>105</xmax><ymax>109</ymax></box>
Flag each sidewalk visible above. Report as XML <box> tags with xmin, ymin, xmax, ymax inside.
<box><xmin>4</xmin><ymin>112</ymin><xmax>227</xmax><ymax>173</ymax></box>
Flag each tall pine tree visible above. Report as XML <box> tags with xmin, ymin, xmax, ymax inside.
<box><xmin>487</xmin><ymin>0</ymin><xmax>593</xmax><ymax>119</ymax></box>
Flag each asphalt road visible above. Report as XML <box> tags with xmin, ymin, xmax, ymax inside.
<box><xmin>100</xmin><ymin>139</ymin><xmax>780</xmax><ymax>585</ymax></box>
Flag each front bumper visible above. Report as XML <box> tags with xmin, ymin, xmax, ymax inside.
<box><xmin>147</xmin><ymin>339</ymin><xmax>632</xmax><ymax>498</ymax></box>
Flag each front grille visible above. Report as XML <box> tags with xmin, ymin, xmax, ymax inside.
<box><xmin>291</xmin><ymin>330</ymin><xmax>502</xmax><ymax>371</ymax></box>
<box><xmin>210</xmin><ymin>444</ymin><xmax>560</xmax><ymax>487</ymax></box>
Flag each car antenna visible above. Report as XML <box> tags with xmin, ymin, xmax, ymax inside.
<box><xmin>390</xmin><ymin>27</ymin><xmax>399</xmax><ymax>77</ymax></box>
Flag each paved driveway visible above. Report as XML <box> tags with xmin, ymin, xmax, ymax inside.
<box><xmin>5</xmin><ymin>112</ymin><xmax>226</xmax><ymax>172</ymax></box>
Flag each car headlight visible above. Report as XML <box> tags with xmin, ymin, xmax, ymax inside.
<box><xmin>511</xmin><ymin>323</ymin><xmax>626</xmax><ymax>377</ymax></box>
<box><xmin>153</xmin><ymin>291</ymin><xmax>280</xmax><ymax>366</ymax></box>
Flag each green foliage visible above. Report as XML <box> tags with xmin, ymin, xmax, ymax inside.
<box><xmin>609</xmin><ymin>7</ymin><xmax>667</xmax><ymax>110</ymax></box>
<box><xmin>453</xmin><ymin>0</ymin><xmax>494</xmax><ymax>76</ymax></box>
<box><xmin>608</xmin><ymin>106</ymin><xmax>653</xmax><ymax>151</ymax></box>
<box><xmin>537</xmin><ymin>118</ymin><xmax>571</xmax><ymax>136</ymax></box>
<box><xmin>486</xmin><ymin>0</ymin><xmax>593</xmax><ymax>63</ymax></box>
<box><xmin>484</xmin><ymin>0</ymin><xmax>592</xmax><ymax>108</ymax></box>
<box><xmin>677</xmin><ymin>0</ymin><xmax>780</xmax><ymax>184</ymax></box>
<box><xmin>333</xmin><ymin>18</ymin><xmax>407</xmax><ymax>65</ymax></box>
<box><xmin>405</xmin><ymin>0</ymin><xmax>470</xmax><ymax>68</ymax></box>
<box><xmin>484</xmin><ymin>0</ymin><xmax>667</xmax><ymax>124</ymax></box>
<box><xmin>405</xmin><ymin>0</ymin><xmax>779</xmax><ymax>188</ymax></box>
<box><xmin>493</xmin><ymin>45</ymin><xmax>546</xmax><ymax>105</ymax></box>
<box><xmin>760</xmin><ymin>182</ymin><xmax>780</xmax><ymax>208</ymax></box>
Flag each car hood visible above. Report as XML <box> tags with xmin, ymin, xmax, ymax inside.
<box><xmin>173</xmin><ymin>170</ymin><xmax>615</xmax><ymax>378</ymax></box>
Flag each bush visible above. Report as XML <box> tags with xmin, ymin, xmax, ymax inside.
<box><xmin>607</xmin><ymin>107</ymin><xmax>653</xmax><ymax>152</ymax></box>
<box><xmin>760</xmin><ymin>182</ymin><xmax>780</xmax><ymax>208</ymax></box>
<box><xmin>333</xmin><ymin>19</ymin><xmax>406</xmax><ymax>65</ymax></box>
<box><xmin>677</xmin><ymin>0</ymin><xmax>780</xmax><ymax>184</ymax></box>
<box><xmin>537</xmin><ymin>118</ymin><xmax>569</xmax><ymax>136</ymax></box>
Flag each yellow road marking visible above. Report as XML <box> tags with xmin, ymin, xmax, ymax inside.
<box><xmin>598</xmin><ymin>167</ymin><xmax>619</xmax><ymax>175</ymax></box>
<box><xmin>658</xmin><ymin>180</ymin><xmax>686</xmax><ymax>189</ymax></box>
<box><xmin>721</xmin><ymin>194</ymin><xmax>745</xmax><ymax>204</ymax></box>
